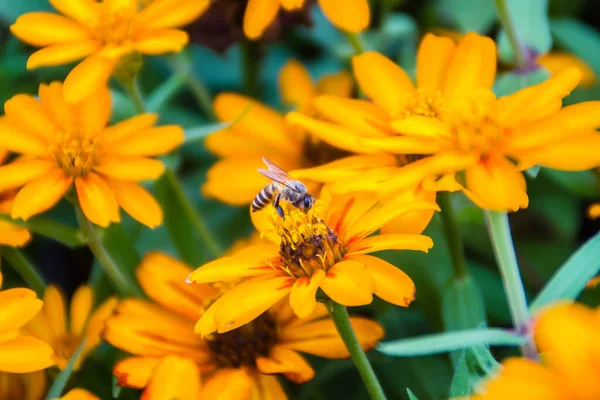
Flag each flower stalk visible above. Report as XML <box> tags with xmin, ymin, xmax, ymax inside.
<box><xmin>327</xmin><ymin>300</ymin><xmax>387</xmax><ymax>400</ymax></box>
<box><xmin>345</xmin><ymin>32</ymin><xmax>367</xmax><ymax>55</ymax></box>
<box><xmin>494</xmin><ymin>0</ymin><xmax>527</xmax><ymax>69</ymax></box>
<box><xmin>437</xmin><ymin>192</ymin><xmax>468</xmax><ymax>279</ymax></box>
<box><xmin>2</xmin><ymin>247</ymin><xmax>46</xmax><ymax>297</ymax></box>
<box><xmin>241</xmin><ymin>40</ymin><xmax>261</xmax><ymax>97</ymax></box>
<box><xmin>484</xmin><ymin>210</ymin><xmax>537</xmax><ymax>359</ymax></box>
<box><xmin>122</xmin><ymin>77</ymin><xmax>146</xmax><ymax>114</ymax></box>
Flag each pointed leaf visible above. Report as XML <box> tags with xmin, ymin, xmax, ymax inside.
<box><xmin>44</xmin><ymin>339</ymin><xmax>87</xmax><ymax>400</ymax></box>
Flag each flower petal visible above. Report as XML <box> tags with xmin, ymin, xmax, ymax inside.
<box><xmin>289</xmin><ymin>269</ymin><xmax>325</xmax><ymax>318</ymax></box>
<box><xmin>62</xmin><ymin>55</ymin><xmax>117</xmax><ymax>104</ymax></box>
<box><xmin>134</xmin><ymin>29</ymin><xmax>189</xmax><ymax>54</ymax></box>
<box><xmin>0</xmin><ymin>288</ymin><xmax>43</xmax><ymax>331</ymax></box>
<box><xmin>75</xmin><ymin>173</ymin><xmax>120</xmax><ymax>227</ymax></box>
<box><xmin>257</xmin><ymin>374</ymin><xmax>287</xmax><ymax>400</ymax></box>
<box><xmin>114</xmin><ymin>356</ymin><xmax>159</xmax><ymax>389</ymax></box>
<box><xmin>538</xmin><ymin>51</ymin><xmax>596</xmax><ymax>87</ymax></box>
<box><xmin>43</xmin><ymin>285</ymin><xmax>67</xmax><ymax>336</ymax></box>
<box><xmin>243</xmin><ymin>0</ymin><xmax>280</xmax><ymax>39</ymax></box>
<box><xmin>107</xmin><ymin>180</ymin><xmax>162</xmax><ymax>229</ymax></box>
<box><xmin>5</xmin><ymin>94</ymin><xmax>60</xmax><ymax>141</ymax></box>
<box><xmin>11</xmin><ymin>170</ymin><xmax>73</xmax><ymax>221</ymax></box>
<box><xmin>256</xmin><ymin>346</ymin><xmax>315</xmax><ymax>384</ymax></box>
<box><xmin>134</xmin><ymin>0</ymin><xmax>210</xmax><ymax>31</ymax></box>
<box><xmin>279</xmin><ymin>59</ymin><xmax>316</xmax><ymax>110</ymax></box>
<box><xmin>313</xmin><ymin>95</ymin><xmax>391</xmax><ymax>137</ymax></box>
<box><xmin>10</xmin><ymin>12</ymin><xmax>91</xmax><ymax>47</ymax></box>
<box><xmin>59</xmin><ymin>388</ymin><xmax>99</xmax><ymax>400</ymax></box>
<box><xmin>0</xmin><ymin>336</ymin><xmax>55</xmax><ymax>373</ymax></box>
<box><xmin>200</xmin><ymin>368</ymin><xmax>254</xmax><ymax>400</ymax></box>
<box><xmin>141</xmin><ymin>356</ymin><xmax>200</xmax><ymax>400</ymax></box>
<box><xmin>352</xmin><ymin>51</ymin><xmax>415</xmax><ymax>115</ymax></box>
<box><xmin>82</xmin><ymin>297</ymin><xmax>117</xmax><ymax>354</ymax></box>
<box><xmin>73</xmin><ymin>85</ymin><xmax>111</xmax><ymax>134</ymax></box>
<box><xmin>417</xmin><ymin>33</ymin><xmax>456</xmax><ymax>91</ymax></box>
<box><xmin>290</xmin><ymin>154</ymin><xmax>397</xmax><ymax>183</ymax></box>
<box><xmin>94</xmin><ymin>157</ymin><xmax>165</xmax><ymax>181</ymax></box>
<box><xmin>347</xmin><ymin>234</ymin><xmax>433</xmax><ymax>255</ymax></box>
<box><xmin>0</xmin><ymin>221</ymin><xmax>31</xmax><ymax>247</ymax></box>
<box><xmin>101</xmin><ymin>114</ymin><xmax>158</xmax><ymax>145</ymax></box>
<box><xmin>69</xmin><ymin>285</ymin><xmax>93</xmax><ymax>336</ymax></box>
<box><xmin>0</xmin><ymin>119</ymin><xmax>48</xmax><ymax>155</ymax></box>
<box><xmin>49</xmin><ymin>0</ymin><xmax>100</xmax><ymax>25</ymax></box>
<box><xmin>320</xmin><ymin>260</ymin><xmax>374</xmax><ymax>306</ymax></box>
<box><xmin>186</xmin><ymin>255</ymin><xmax>274</xmax><ymax>284</ymax></box>
<box><xmin>0</xmin><ymin>160</ymin><xmax>56</xmax><ymax>192</ymax></box>
<box><xmin>380</xmin><ymin>188</ymin><xmax>437</xmax><ymax>235</ymax></box>
<box><xmin>105</xmin><ymin>125</ymin><xmax>184</xmax><ymax>156</ymax></box>
<box><xmin>318</xmin><ymin>0</ymin><xmax>369</xmax><ymax>32</ymax></box>
<box><xmin>316</xmin><ymin>71</ymin><xmax>354</xmax><ymax>97</ymax></box>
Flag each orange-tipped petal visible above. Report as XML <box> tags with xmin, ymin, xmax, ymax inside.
<box><xmin>320</xmin><ymin>260</ymin><xmax>374</xmax><ymax>306</ymax></box>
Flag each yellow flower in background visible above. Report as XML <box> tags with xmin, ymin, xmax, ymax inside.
<box><xmin>58</xmin><ymin>388</ymin><xmax>100</xmax><ymax>400</ymax></box>
<box><xmin>203</xmin><ymin>59</ymin><xmax>353</xmax><ymax>205</ymax></box>
<box><xmin>11</xmin><ymin>0</ymin><xmax>209</xmax><ymax>103</ymax></box>
<box><xmin>0</xmin><ymin>82</ymin><xmax>184</xmax><ymax>228</ymax></box>
<box><xmin>536</xmin><ymin>52</ymin><xmax>596</xmax><ymax>87</ymax></box>
<box><xmin>0</xmin><ymin>371</ymin><xmax>46</xmax><ymax>400</ymax></box>
<box><xmin>189</xmin><ymin>190</ymin><xmax>437</xmax><ymax>335</ymax></box>
<box><xmin>25</xmin><ymin>285</ymin><xmax>116</xmax><ymax>370</ymax></box>
<box><xmin>0</xmin><ymin>149</ymin><xmax>30</xmax><ymax>247</ymax></box>
<box><xmin>104</xmin><ymin>252</ymin><xmax>383</xmax><ymax>399</ymax></box>
<box><xmin>0</xmin><ymin>272</ymin><xmax>55</xmax><ymax>373</ymax></box>
<box><xmin>588</xmin><ymin>203</ymin><xmax>600</xmax><ymax>219</ymax></box>
<box><xmin>243</xmin><ymin>0</ymin><xmax>369</xmax><ymax>39</ymax></box>
<box><xmin>288</xmin><ymin>32</ymin><xmax>600</xmax><ymax>212</ymax></box>
<box><xmin>471</xmin><ymin>302</ymin><xmax>600</xmax><ymax>400</ymax></box>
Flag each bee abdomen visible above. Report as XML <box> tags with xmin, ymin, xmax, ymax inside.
<box><xmin>252</xmin><ymin>182</ymin><xmax>278</xmax><ymax>212</ymax></box>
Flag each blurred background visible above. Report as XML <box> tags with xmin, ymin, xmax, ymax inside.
<box><xmin>1</xmin><ymin>0</ymin><xmax>600</xmax><ymax>398</ymax></box>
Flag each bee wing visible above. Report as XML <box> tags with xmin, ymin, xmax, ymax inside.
<box><xmin>262</xmin><ymin>157</ymin><xmax>291</xmax><ymax>179</ymax></box>
<box><xmin>257</xmin><ymin>169</ymin><xmax>300</xmax><ymax>192</ymax></box>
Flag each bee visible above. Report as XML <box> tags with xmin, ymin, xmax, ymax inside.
<box><xmin>252</xmin><ymin>157</ymin><xmax>315</xmax><ymax>217</ymax></box>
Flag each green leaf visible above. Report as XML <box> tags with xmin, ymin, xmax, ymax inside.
<box><xmin>0</xmin><ymin>213</ymin><xmax>85</xmax><ymax>248</ymax></box>
<box><xmin>449</xmin><ymin>350</ymin><xmax>471</xmax><ymax>397</ymax></box>
<box><xmin>146</xmin><ymin>73</ymin><xmax>187</xmax><ymax>113</ymax></box>
<box><xmin>530</xmin><ymin>231</ymin><xmax>600</xmax><ymax>312</ymax></box>
<box><xmin>2</xmin><ymin>247</ymin><xmax>45</xmax><ymax>297</ymax></box>
<box><xmin>541</xmin><ymin>169</ymin><xmax>600</xmax><ymax>198</ymax></box>
<box><xmin>497</xmin><ymin>0</ymin><xmax>552</xmax><ymax>64</ymax></box>
<box><xmin>185</xmin><ymin>122</ymin><xmax>230</xmax><ymax>143</ymax></box>
<box><xmin>407</xmin><ymin>388</ymin><xmax>420</xmax><ymax>400</ymax></box>
<box><xmin>551</xmin><ymin>18</ymin><xmax>600</xmax><ymax>77</ymax></box>
<box><xmin>45</xmin><ymin>339</ymin><xmax>88</xmax><ymax>400</ymax></box>
<box><xmin>435</xmin><ymin>0</ymin><xmax>497</xmax><ymax>33</ymax></box>
<box><xmin>0</xmin><ymin>0</ymin><xmax>52</xmax><ymax>23</ymax></box>
<box><xmin>377</xmin><ymin>329</ymin><xmax>526</xmax><ymax>357</ymax></box>
<box><xmin>493</xmin><ymin>68</ymin><xmax>550</xmax><ymax>97</ymax></box>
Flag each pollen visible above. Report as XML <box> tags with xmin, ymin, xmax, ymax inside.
<box><xmin>394</xmin><ymin>88</ymin><xmax>445</xmax><ymax>119</ymax></box>
<box><xmin>48</xmin><ymin>130</ymin><xmax>99</xmax><ymax>177</ymax></box>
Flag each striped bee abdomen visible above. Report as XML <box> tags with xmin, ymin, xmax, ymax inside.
<box><xmin>252</xmin><ymin>182</ymin><xmax>279</xmax><ymax>212</ymax></box>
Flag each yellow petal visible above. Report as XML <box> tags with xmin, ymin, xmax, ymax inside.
<box><xmin>75</xmin><ymin>173</ymin><xmax>120</xmax><ymax>227</ymax></box>
<box><xmin>352</xmin><ymin>51</ymin><xmax>415</xmax><ymax>115</ymax></box>
<box><xmin>12</xmin><ymin>170</ymin><xmax>73</xmax><ymax>221</ymax></box>
<box><xmin>588</xmin><ymin>203</ymin><xmax>600</xmax><ymax>219</ymax></box>
<box><xmin>82</xmin><ymin>297</ymin><xmax>116</xmax><ymax>355</ymax></box>
<box><xmin>43</xmin><ymin>285</ymin><xmax>67</xmax><ymax>337</ymax></box>
<box><xmin>107</xmin><ymin>180</ymin><xmax>162</xmax><ymax>229</ymax></box>
<box><xmin>0</xmin><ymin>336</ymin><xmax>55</xmax><ymax>373</ymax></box>
<box><xmin>49</xmin><ymin>0</ymin><xmax>100</xmax><ymax>25</ymax></box>
<box><xmin>538</xmin><ymin>51</ymin><xmax>596</xmax><ymax>87</ymax></box>
<box><xmin>73</xmin><ymin>85</ymin><xmax>111</xmax><ymax>135</ymax></box>
<box><xmin>320</xmin><ymin>260</ymin><xmax>374</xmax><ymax>306</ymax></box>
<box><xmin>62</xmin><ymin>55</ymin><xmax>117</xmax><ymax>104</ymax></box>
<box><xmin>349</xmin><ymin>254</ymin><xmax>415</xmax><ymax>307</ymax></box>
<box><xmin>114</xmin><ymin>356</ymin><xmax>159</xmax><ymax>389</ymax></box>
<box><xmin>442</xmin><ymin>32</ymin><xmax>496</xmax><ymax>99</ymax></box>
<box><xmin>464</xmin><ymin>155</ymin><xmax>529</xmax><ymax>212</ymax></box>
<box><xmin>0</xmin><ymin>119</ymin><xmax>48</xmax><ymax>155</ymax></box>
<box><xmin>10</xmin><ymin>12</ymin><xmax>91</xmax><ymax>47</ymax></box>
<box><xmin>142</xmin><ymin>356</ymin><xmax>200</xmax><ymax>400</ymax></box>
<box><xmin>0</xmin><ymin>159</ymin><xmax>56</xmax><ymax>192</ymax></box>
<box><xmin>347</xmin><ymin>234</ymin><xmax>433</xmax><ymax>255</ymax></box>
<box><xmin>200</xmin><ymin>368</ymin><xmax>254</xmax><ymax>400</ymax></box>
<box><xmin>289</xmin><ymin>269</ymin><xmax>325</xmax><ymax>318</ymax></box>
<box><xmin>39</xmin><ymin>81</ymin><xmax>75</xmax><ymax>131</ymax></box>
<box><xmin>134</xmin><ymin>0</ymin><xmax>210</xmax><ymax>31</ymax></box>
<box><xmin>0</xmin><ymin>288</ymin><xmax>43</xmax><ymax>331</ymax></box>
<box><xmin>316</xmin><ymin>71</ymin><xmax>354</xmax><ymax>97</ymax></box>
<box><xmin>417</xmin><ymin>33</ymin><xmax>456</xmax><ymax>91</ymax></box>
<box><xmin>59</xmin><ymin>388</ymin><xmax>100</xmax><ymax>400</ymax></box>
<box><xmin>279</xmin><ymin>59</ymin><xmax>316</xmax><ymax>110</ymax></box>
<box><xmin>290</xmin><ymin>154</ymin><xmax>397</xmax><ymax>183</ymax></box>
<box><xmin>105</xmin><ymin>125</ymin><xmax>184</xmax><ymax>156</ymax></box>
<box><xmin>69</xmin><ymin>285</ymin><xmax>93</xmax><ymax>336</ymax></box>
<box><xmin>134</xmin><ymin>29</ymin><xmax>189</xmax><ymax>54</ymax></box>
<box><xmin>0</xmin><ymin>221</ymin><xmax>32</xmax><ymax>247</ymax></box>
<box><xmin>256</xmin><ymin>374</ymin><xmax>287</xmax><ymax>400</ymax></box>
<box><xmin>5</xmin><ymin>94</ymin><xmax>59</xmax><ymax>141</ymax></box>
<box><xmin>313</xmin><ymin>95</ymin><xmax>391</xmax><ymax>137</ymax></box>
<box><xmin>101</xmin><ymin>114</ymin><xmax>158</xmax><ymax>145</ymax></box>
<box><xmin>256</xmin><ymin>346</ymin><xmax>315</xmax><ymax>384</ymax></box>
<box><xmin>186</xmin><ymin>254</ymin><xmax>274</xmax><ymax>284</ymax></box>
<box><xmin>390</xmin><ymin>115</ymin><xmax>452</xmax><ymax>140</ymax></box>
<box><xmin>243</xmin><ymin>0</ymin><xmax>280</xmax><ymax>39</ymax></box>
<box><xmin>94</xmin><ymin>157</ymin><xmax>165</xmax><ymax>181</ymax></box>
<box><xmin>281</xmin><ymin>0</ymin><xmax>304</xmax><ymax>10</ymax></box>
<box><xmin>318</xmin><ymin>0</ymin><xmax>370</xmax><ymax>33</ymax></box>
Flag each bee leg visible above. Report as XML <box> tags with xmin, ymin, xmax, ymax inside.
<box><xmin>274</xmin><ymin>193</ymin><xmax>284</xmax><ymax>217</ymax></box>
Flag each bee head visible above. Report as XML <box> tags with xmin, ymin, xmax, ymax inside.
<box><xmin>299</xmin><ymin>194</ymin><xmax>315</xmax><ymax>212</ymax></box>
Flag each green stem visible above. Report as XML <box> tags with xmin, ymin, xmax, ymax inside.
<box><xmin>484</xmin><ymin>211</ymin><xmax>537</xmax><ymax>359</ymax></box>
<box><xmin>494</xmin><ymin>0</ymin><xmax>527</xmax><ymax>68</ymax></box>
<box><xmin>327</xmin><ymin>300</ymin><xmax>387</xmax><ymax>400</ymax></box>
<box><xmin>241</xmin><ymin>40</ymin><xmax>260</xmax><ymax>98</ymax></box>
<box><xmin>437</xmin><ymin>192</ymin><xmax>468</xmax><ymax>279</ymax></box>
<box><xmin>2</xmin><ymin>247</ymin><xmax>45</xmax><ymax>297</ymax></box>
<box><xmin>169</xmin><ymin>52</ymin><xmax>216</xmax><ymax>121</ymax></box>
<box><xmin>345</xmin><ymin>32</ymin><xmax>367</xmax><ymax>55</ymax></box>
<box><xmin>163</xmin><ymin>169</ymin><xmax>223</xmax><ymax>259</ymax></box>
<box><xmin>122</xmin><ymin>77</ymin><xmax>146</xmax><ymax>114</ymax></box>
<box><xmin>75</xmin><ymin>207</ymin><xmax>142</xmax><ymax>297</ymax></box>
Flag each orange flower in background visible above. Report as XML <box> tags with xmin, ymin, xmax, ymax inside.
<box><xmin>243</xmin><ymin>0</ymin><xmax>370</xmax><ymax>39</ymax></box>
<box><xmin>537</xmin><ymin>52</ymin><xmax>596</xmax><ymax>87</ymax></box>
<box><xmin>11</xmin><ymin>0</ymin><xmax>209</xmax><ymax>103</ymax></box>
<box><xmin>25</xmin><ymin>285</ymin><xmax>117</xmax><ymax>370</ymax></box>
<box><xmin>0</xmin><ymin>82</ymin><xmax>184</xmax><ymax>228</ymax></box>
<box><xmin>104</xmin><ymin>252</ymin><xmax>383</xmax><ymax>399</ymax></box>
<box><xmin>471</xmin><ymin>302</ymin><xmax>600</xmax><ymax>400</ymax></box>
<box><xmin>0</xmin><ymin>371</ymin><xmax>46</xmax><ymax>400</ymax></box>
<box><xmin>203</xmin><ymin>59</ymin><xmax>353</xmax><ymax>206</ymax></box>
<box><xmin>287</xmin><ymin>32</ymin><xmax>600</xmax><ymax>212</ymax></box>
<box><xmin>0</xmin><ymin>272</ymin><xmax>54</xmax><ymax>373</ymax></box>
<box><xmin>59</xmin><ymin>388</ymin><xmax>100</xmax><ymax>400</ymax></box>
<box><xmin>0</xmin><ymin>149</ymin><xmax>30</xmax><ymax>247</ymax></box>
<box><xmin>188</xmin><ymin>190</ymin><xmax>437</xmax><ymax>335</ymax></box>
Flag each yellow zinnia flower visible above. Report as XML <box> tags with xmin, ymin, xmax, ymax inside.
<box><xmin>24</xmin><ymin>285</ymin><xmax>117</xmax><ymax>370</ymax></box>
<box><xmin>0</xmin><ymin>149</ymin><xmax>30</xmax><ymax>247</ymax></box>
<box><xmin>288</xmin><ymin>32</ymin><xmax>600</xmax><ymax>212</ymax></box>
<box><xmin>0</xmin><ymin>272</ymin><xmax>54</xmax><ymax>373</ymax></box>
<box><xmin>188</xmin><ymin>190</ymin><xmax>437</xmax><ymax>335</ymax></box>
<box><xmin>471</xmin><ymin>301</ymin><xmax>600</xmax><ymax>400</ymax></box>
<box><xmin>203</xmin><ymin>59</ymin><xmax>353</xmax><ymax>205</ymax></box>
<box><xmin>11</xmin><ymin>0</ymin><xmax>209</xmax><ymax>103</ymax></box>
<box><xmin>103</xmin><ymin>252</ymin><xmax>383</xmax><ymax>399</ymax></box>
<box><xmin>0</xmin><ymin>371</ymin><xmax>46</xmax><ymax>400</ymax></box>
<box><xmin>0</xmin><ymin>82</ymin><xmax>184</xmax><ymax>228</ymax></box>
<box><xmin>59</xmin><ymin>388</ymin><xmax>100</xmax><ymax>400</ymax></box>
<box><xmin>242</xmin><ymin>0</ymin><xmax>369</xmax><ymax>39</ymax></box>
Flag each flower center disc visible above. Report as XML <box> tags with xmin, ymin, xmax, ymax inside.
<box><xmin>394</xmin><ymin>88</ymin><xmax>445</xmax><ymax>119</ymax></box>
<box><xmin>55</xmin><ymin>333</ymin><xmax>82</xmax><ymax>365</ymax></box>
<box><xmin>206</xmin><ymin>313</ymin><xmax>279</xmax><ymax>368</ymax></box>
<box><xmin>48</xmin><ymin>131</ymin><xmax>98</xmax><ymax>177</ymax></box>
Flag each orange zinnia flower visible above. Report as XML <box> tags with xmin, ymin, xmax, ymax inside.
<box><xmin>287</xmin><ymin>32</ymin><xmax>600</xmax><ymax>212</ymax></box>
<box><xmin>25</xmin><ymin>285</ymin><xmax>117</xmax><ymax>370</ymax></box>
<box><xmin>188</xmin><ymin>190</ymin><xmax>437</xmax><ymax>335</ymax></box>
<box><xmin>58</xmin><ymin>388</ymin><xmax>100</xmax><ymax>400</ymax></box>
<box><xmin>0</xmin><ymin>272</ymin><xmax>54</xmax><ymax>373</ymax></box>
<box><xmin>0</xmin><ymin>149</ymin><xmax>30</xmax><ymax>247</ymax></box>
<box><xmin>104</xmin><ymin>252</ymin><xmax>383</xmax><ymax>399</ymax></box>
<box><xmin>242</xmin><ymin>0</ymin><xmax>369</xmax><ymax>39</ymax></box>
<box><xmin>0</xmin><ymin>82</ymin><xmax>183</xmax><ymax>227</ymax></box>
<box><xmin>11</xmin><ymin>0</ymin><xmax>209</xmax><ymax>103</ymax></box>
<box><xmin>0</xmin><ymin>371</ymin><xmax>46</xmax><ymax>400</ymax></box>
<box><xmin>471</xmin><ymin>301</ymin><xmax>600</xmax><ymax>400</ymax></box>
